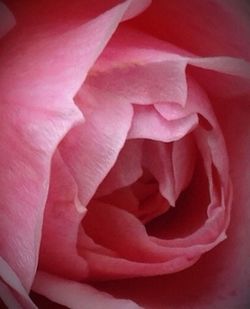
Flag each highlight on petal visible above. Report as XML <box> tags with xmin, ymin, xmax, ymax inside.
<box><xmin>60</xmin><ymin>85</ymin><xmax>133</xmax><ymax>208</ymax></box>
<box><xmin>32</xmin><ymin>271</ymin><xmax>141</xmax><ymax>309</ymax></box>
<box><xmin>122</xmin><ymin>0</ymin><xmax>151</xmax><ymax>21</ymax></box>
<box><xmin>0</xmin><ymin>257</ymin><xmax>36</xmax><ymax>309</ymax></box>
<box><xmin>0</xmin><ymin>0</ymin><xmax>141</xmax><ymax>293</ymax></box>
<box><xmin>0</xmin><ymin>2</ymin><xmax>15</xmax><ymax>38</ymax></box>
<box><xmin>0</xmin><ymin>93</ymin><xmax>82</xmax><ymax>291</ymax></box>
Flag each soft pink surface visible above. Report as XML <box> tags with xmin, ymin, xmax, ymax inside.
<box><xmin>94</xmin><ymin>97</ymin><xmax>250</xmax><ymax>309</ymax></box>
<box><xmin>0</xmin><ymin>0</ymin><xmax>150</xmax><ymax>306</ymax></box>
<box><xmin>1</xmin><ymin>0</ymin><xmax>249</xmax><ymax>308</ymax></box>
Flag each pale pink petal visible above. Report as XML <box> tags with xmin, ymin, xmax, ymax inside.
<box><xmin>155</xmin><ymin>102</ymin><xmax>192</xmax><ymax>121</ymax></box>
<box><xmin>128</xmin><ymin>105</ymin><xmax>198</xmax><ymax>142</ymax></box>
<box><xmin>0</xmin><ymin>2</ymin><xmax>15</xmax><ymax>38</ymax></box>
<box><xmin>87</xmin><ymin>60</ymin><xmax>188</xmax><ymax>106</ymax></box>
<box><xmin>32</xmin><ymin>271</ymin><xmax>141</xmax><ymax>309</ymax></box>
<box><xmin>60</xmin><ymin>85</ymin><xmax>133</xmax><ymax>207</ymax></box>
<box><xmin>189</xmin><ymin>57</ymin><xmax>250</xmax><ymax>79</ymax></box>
<box><xmin>0</xmin><ymin>0</ymin><xmax>137</xmax><ymax>292</ymax></box>
<box><xmin>93</xmin><ymin>26</ymin><xmax>192</xmax><ymax>74</ymax></box>
<box><xmin>122</xmin><ymin>0</ymin><xmax>151</xmax><ymax>21</ymax></box>
<box><xmin>96</xmin><ymin>139</ymin><xmax>143</xmax><ymax>197</ymax></box>
<box><xmin>0</xmin><ymin>92</ymin><xmax>81</xmax><ymax>291</ymax></box>
<box><xmin>0</xmin><ymin>258</ymin><xmax>36</xmax><ymax>309</ymax></box>
<box><xmin>38</xmin><ymin>152</ymin><xmax>88</xmax><ymax>281</ymax></box>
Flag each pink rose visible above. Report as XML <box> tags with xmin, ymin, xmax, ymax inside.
<box><xmin>1</xmin><ymin>0</ymin><xmax>250</xmax><ymax>308</ymax></box>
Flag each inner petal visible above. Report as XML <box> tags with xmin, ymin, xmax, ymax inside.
<box><xmin>146</xmin><ymin>154</ymin><xmax>209</xmax><ymax>240</ymax></box>
<box><xmin>128</xmin><ymin>104</ymin><xmax>198</xmax><ymax>142</ymax></box>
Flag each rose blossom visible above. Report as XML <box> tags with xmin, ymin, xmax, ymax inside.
<box><xmin>0</xmin><ymin>0</ymin><xmax>250</xmax><ymax>308</ymax></box>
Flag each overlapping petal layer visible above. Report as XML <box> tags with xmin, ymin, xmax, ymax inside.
<box><xmin>0</xmin><ymin>0</ymin><xmax>150</xmax><ymax>306</ymax></box>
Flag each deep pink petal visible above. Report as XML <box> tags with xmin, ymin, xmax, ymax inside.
<box><xmin>129</xmin><ymin>0</ymin><xmax>250</xmax><ymax>60</ymax></box>
<box><xmin>188</xmin><ymin>57</ymin><xmax>250</xmax><ymax>101</ymax></box>
<box><xmin>142</xmin><ymin>141</ymin><xmax>176</xmax><ymax>205</ymax></box>
<box><xmin>172</xmin><ymin>134</ymin><xmax>196</xmax><ymax>197</ymax></box>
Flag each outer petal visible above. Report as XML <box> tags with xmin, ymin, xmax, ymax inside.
<box><xmin>0</xmin><ymin>258</ymin><xmax>36</xmax><ymax>309</ymax></box>
<box><xmin>0</xmin><ymin>0</ymin><xmax>141</xmax><ymax>294</ymax></box>
<box><xmin>32</xmin><ymin>271</ymin><xmax>141</xmax><ymax>309</ymax></box>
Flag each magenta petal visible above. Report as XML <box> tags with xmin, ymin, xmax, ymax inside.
<box><xmin>32</xmin><ymin>271</ymin><xmax>141</xmax><ymax>309</ymax></box>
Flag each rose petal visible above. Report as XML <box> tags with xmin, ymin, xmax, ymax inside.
<box><xmin>129</xmin><ymin>0</ymin><xmax>250</xmax><ymax>60</ymax></box>
<box><xmin>87</xmin><ymin>60</ymin><xmax>188</xmax><ymax>106</ymax></box>
<box><xmin>172</xmin><ymin>134</ymin><xmax>196</xmax><ymax>197</ymax></box>
<box><xmin>0</xmin><ymin>257</ymin><xmax>36</xmax><ymax>309</ymax></box>
<box><xmin>128</xmin><ymin>105</ymin><xmax>198</xmax><ymax>142</ymax></box>
<box><xmin>96</xmin><ymin>139</ymin><xmax>143</xmax><ymax>197</ymax></box>
<box><xmin>94</xmin><ymin>95</ymin><xmax>250</xmax><ymax>309</ymax></box>
<box><xmin>32</xmin><ymin>271</ymin><xmax>141</xmax><ymax>309</ymax></box>
<box><xmin>122</xmin><ymin>0</ymin><xmax>151</xmax><ymax>22</ymax></box>
<box><xmin>82</xmin><ymin>199</ymin><xmax>223</xmax><ymax>280</ymax></box>
<box><xmin>60</xmin><ymin>85</ymin><xmax>133</xmax><ymax>207</ymax></box>
<box><xmin>0</xmin><ymin>0</ymin><xmax>137</xmax><ymax>292</ymax></box>
<box><xmin>142</xmin><ymin>140</ymin><xmax>176</xmax><ymax>205</ymax></box>
<box><xmin>38</xmin><ymin>152</ymin><xmax>88</xmax><ymax>281</ymax></box>
<box><xmin>0</xmin><ymin>2</ymin><xmax>15</xmax><ymax>38</ymax></box>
